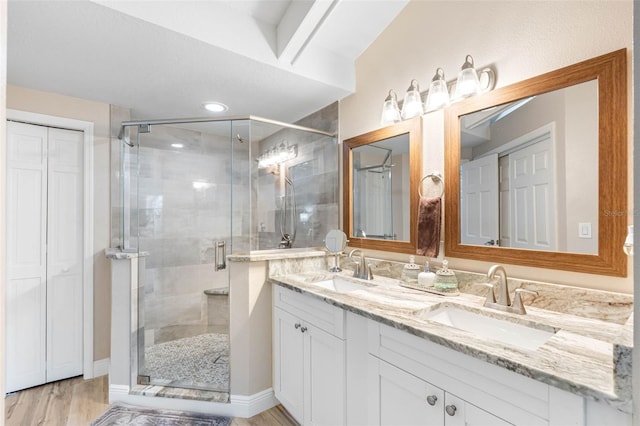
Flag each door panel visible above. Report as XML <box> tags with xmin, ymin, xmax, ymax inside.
<box><xmin>305</xmin><ymin>324</ymin><xmax>346</xmax><ymax>426</ymax></box>
<box><xmin>6</xmin><ymin>122</ymin><xmax>48</xmax><ymax>392</ymax></box>
<box><xmin>273</xmin><ymin>307</ymin><xmax>305</xmax><ymax>423</ymax></box>
<box><xmin>374</xmin><ymin>358</ymin><xmax>444</xmax><ymax>426</ymax></box>
<box><xmin>460</xmin><ymin>154</ymin><xmax>499</xmax><ymax>246</ymax></box>
<box><xmin>509</xmin><ymin>138</ymin><xmax>556</xmax><ymax>251</ymax></box>
<box><xmin>46</xmin><ymin>128</ymin><xmax>84</xmax><ymax>381</ymax></box>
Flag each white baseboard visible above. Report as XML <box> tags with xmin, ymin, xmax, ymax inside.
<box><xmin>108</xmin><ymin>386</ymin><xmax>277</xmax><ymax>418</ymax></box>
<box><xmin>230</xmin><ymin>388</ymin><xmax>278</xmax><ymax>418</ymax></box>
<box><xmin>93</xmin><ymin>358</ymin><xmax>110</xmax><ymax>377</ymax></box>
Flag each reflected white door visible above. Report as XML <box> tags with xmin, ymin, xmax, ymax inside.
<box><xmin>6</xmin><ymin>122</ymin><xmax>83</xmax><ymax>392</ymax></box>
<box><xmin>460</xmin><ymin>154</ymin><xmax>499</xmax><ymax>246</ymax></box>
<box><xmin>509</xmin><ymin>138</ymin><xmax>556</xmax><ymax>251</ymax></box>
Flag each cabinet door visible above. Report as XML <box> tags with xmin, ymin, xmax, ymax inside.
<box><xmin>369</xmin><ymin>357</ymin><xmax>444</xmax><ymax>426</ymax></box>
<box><xmin>444</xmin><ymin>393</ymin><xmax>512</xmax><ymax>426</ymax></box>
<box><xmin>273</xmin><ymin>307</ymin><xmax>305</xmax><ymax>424</ymax></box>
<box><xmin>305</xmin><ymin>323</ymin><xmax>346</xmax><ymax>426</ymax></box>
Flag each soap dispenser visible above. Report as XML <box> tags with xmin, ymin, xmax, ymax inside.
<box><xmin>401</xmin><ymin>255</ymin><xmax>421</xmax><ymax>284</ymax></box>
<box><xmin>418</xmin><ymin>261</ymin><xmax>436</xmax><ymax>288</ymax></box>
<box><xmin>433</xmin><ymin>259</ymin><xmax>458</xmax><ymax>292</ymax></box>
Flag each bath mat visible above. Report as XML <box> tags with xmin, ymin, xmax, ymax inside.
<box><xmin>91</xmin><ymin>403</ymin><xmax>231</xmax><ymax>425</ymax></box>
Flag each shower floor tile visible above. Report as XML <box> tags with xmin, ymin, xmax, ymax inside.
<box><xmin>142</xmin><ymin>333</ymin><xmax>229</xmax><ymax>392</ymax></box>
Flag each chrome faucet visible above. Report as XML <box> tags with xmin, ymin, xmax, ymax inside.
<box><xmin>478</xmin><ymin>265</ymin><xmax>538</xmax><ymax>315</ymax></box>
<box><xmin>348</xmin><ymin>249</ymin><xmax>373</xmax><ymax>280</ymax></box>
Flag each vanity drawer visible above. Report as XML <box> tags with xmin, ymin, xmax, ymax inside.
<box><xmin>273</xmin><ymin>285</ymin><xmax>345</xmax><ymax>339</ymax></box>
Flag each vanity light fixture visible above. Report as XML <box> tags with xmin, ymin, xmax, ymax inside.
<box><xmin>203</xmin><ymin>101</ymin><xmax>228</xmax><ymax>113</ymax></box>
<box><xmin>171</xmin><ymin>143</ymin><xmax>184</xmax><ymax>148</ymax></box>
<box><xmin>381</xmin><ymin>55</ymin><xmax>496</xmax><ymax>121</ymax></box>
<box><xmin>425</xmin><ymin>68</ymin><xmax>450</xmax><ymax>111</ymax></box>
<box><xmin>380</xmin><ymin>90</ymin><xmax>401</xmax><ymax>126</ymax></box>
<box><xmin>401</xmin><ymin>79</ymin><xmax>424</xmax><ymax>120</ymax></box>
<box><xmin>452</xmin><ymin>55</ymin><xmax>481</xmax><ymax>100</ymax></box>
<box><xmin>258</xmin><ymin>142</ymin><xmax>298</xmax><ymax>169</ymax></box>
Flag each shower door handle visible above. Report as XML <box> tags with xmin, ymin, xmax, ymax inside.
<box><xmin>215</xmin><ymin>240</ymin><xmax>227</xmax><ymax>271</ymax></box>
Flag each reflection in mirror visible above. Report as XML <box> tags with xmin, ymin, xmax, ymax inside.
<box><xmin>459</xmin><ymin>80</ymin><xmax>598</xmax><ymax>254</ymax></box>
<box><xmin>325</xmin><ymin>229</ymin><xmax>347</xmax><ymax>272</ymax></box>
<box><xmin>343</xmin><ymin>117</ymin><xmax>421</xmax><ymax>254</ymax></box>
<box><xmin>445</xmin><ymin>49</ymin><xmax>627</xmax><ymax>277</ymax></box>
<box><xmin>352</xmin><ymin>134</ymin><xmax>410</xmax><ymax>241</ymax></box>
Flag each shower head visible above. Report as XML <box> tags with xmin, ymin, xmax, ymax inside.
<box><xmin>236</xmin><ymin>134</ymin><xmax>247</xmax><ymax>143</ymax></box>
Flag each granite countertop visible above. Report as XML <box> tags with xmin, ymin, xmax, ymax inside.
<box><xmin>269</xmin><ymin>270</ymin><xmax>633</xmax><ymax>413</ymax></box>
<box><xmin>228</xmin><ymin>248</ymin><xmax>327</xmax><ymax>262</ymax></box>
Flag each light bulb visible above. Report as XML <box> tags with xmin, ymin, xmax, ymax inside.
<box><xmin>453</xmin><ymin>55</ymin><xmax>480</xmax><ymax>100</ymax></box>
<box><xmin>401</xmin><ymin>79</ymin><xmax>424</xmax><ymax>120</ymax></box>
<box><xmin>380</xmin><ymin>90</ymin><xmax>401</xmax><ymax>126</ymax></box>
<box><xmin>425</xmin><ymin>68</ymin><xmax>450</xmax><ymax>111</ymax></box>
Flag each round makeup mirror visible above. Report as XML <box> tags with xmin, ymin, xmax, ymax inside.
<box><xmin>325</xmin><ymin>229</ymin><xmax>347</xmax><ymax>272</ymax></box>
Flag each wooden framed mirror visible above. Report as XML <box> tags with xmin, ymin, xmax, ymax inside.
<box><xmin>343</xmin><ymin>117</ymin><xmax>422</xmax><ymax>254</ymax></box>
<box><xmin>444</xmin><ymin>49</ymin><xmax>627</xmax><ymax>276</ymax></box>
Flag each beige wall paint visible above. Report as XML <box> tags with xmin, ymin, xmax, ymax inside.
<box><xmin>7</xmin><ymin>85</ymin><xmax>111</xmax><ymax>360</ymax></box>
<box><xmin>340</xmin><ymin>0</ymin><xmax>633</xmax><ymax>293</ymax></box>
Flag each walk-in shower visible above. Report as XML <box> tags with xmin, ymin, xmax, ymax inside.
<box><xmin>116</xmin><ymin>115</ymin><xmax>338</xmax><ymax>399</ymax></box>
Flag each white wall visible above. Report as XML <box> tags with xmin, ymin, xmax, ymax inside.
<box><xmin>340</xmin><ymin>0</ymin><xmax>633</xmax><ymax>293</ymax></box>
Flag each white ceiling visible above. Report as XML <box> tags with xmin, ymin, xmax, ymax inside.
<box><xmin>7</xmin><ymin>0</ymin><xmax>409</xmax><ymax>123</ymax></box>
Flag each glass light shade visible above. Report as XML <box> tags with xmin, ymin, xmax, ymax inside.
<box><xmin>425</xmin><ymin>68</ymin><xmax>450</xmax><ymax>111</ymax></box>
<box><xmin>380</xmin><ymin>90</ymin><xmax>401</xmax><ymax>126</ymax></box>
<box><xmin>453</xmin><ymin>55</ymin><xmax>480</xmax><ymax>99</ymax></box>
<box><xmin>401</xmin><ymin>79</ymin><xmax>424</xmax><ymax>119</ymax></box>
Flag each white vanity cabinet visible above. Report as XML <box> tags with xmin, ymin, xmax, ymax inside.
<box><xmin>369</xmin><ymin>357</ymin><xmax>511</xmax><ymax>426</ymax></box>
<box><xmin>273</xmin><ymin>286</ymin><xmax>346</xmax><ymax>425</ymax></box>
<box><xmin>272</xmin><ymin>283</ymin><xmax>632</xmax><ymax>426</ymax></box>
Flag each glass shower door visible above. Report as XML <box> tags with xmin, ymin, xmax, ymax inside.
<box><xmin>134</xmin><ymin>121</ymin><xmax>233</xmax><ymax>393</ymax></box>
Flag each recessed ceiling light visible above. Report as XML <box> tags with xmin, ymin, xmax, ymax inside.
<box><xmin>171</xmin><ymin>143</ymin><xmax>184</xmax><ymax>148</ymax></box>
<box><xmin>203</xmin><ymin>102</ymin><xmax>228</xmax><ymax>113</ymax></box>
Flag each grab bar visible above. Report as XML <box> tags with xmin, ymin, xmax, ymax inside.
<box><xmin>214</xmin><ymin>240</ymin><xmax>226</xmax><ymax>271</ymax></box>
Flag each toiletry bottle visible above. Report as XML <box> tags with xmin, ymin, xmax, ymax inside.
<box><xmin>401</xmin><ymin>255</ymin><xmax>421</xmax><ymax>284</ymax></box>
<box><xmin>418</xmin><ymin>261</ymin><xmax>436</xmax><ymax>288</ymax></box>
<box><xmin>433</xmin><ymin>259</ymin><xmax>458</xmax><ymax>292</ymax></box>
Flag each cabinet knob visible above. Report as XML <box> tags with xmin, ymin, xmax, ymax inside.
<box><xmin>426</xmin><ymin>395</ymin><xmax>437</xmax><ymax>406</ymax></box>
<box><xmin>445</xmin><ymin>405</ymin><xmax>457</xmax><ymax>416</ymax></box>
<box><xmin>300</xmin><ymin>326</ymin><xmax>308</xmax><ymax>333</ymax></box>
<box><xmin>294</xmin><ymin>323</ymin><xmax>301</xmax><ymax>329</ymax></box>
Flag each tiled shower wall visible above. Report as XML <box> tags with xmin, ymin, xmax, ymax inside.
<box><xmin>255</xmin><ymin>102</ymin><xmax>339</xmax><ymax>249</ymax></box>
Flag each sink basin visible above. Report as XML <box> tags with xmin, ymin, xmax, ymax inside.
<box><xmin>310</xmin><ymin>277</ymin><xmax>375</xmax><ymax>293</ymax></box>
<box><xmin>418</xmin><ymin>305</ymin><xmax>556</xmax><ymax>351</ymax></box>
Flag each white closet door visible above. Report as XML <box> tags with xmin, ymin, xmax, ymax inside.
<box><xmin>6</xmin><ymin>122</ymin><xmax>84</xmax><ymax>392</ymax></box>
<box><xmin>6</xmin><ymin>121</ymin><xmax>48</xmax><ymax>393</ymax></box>
<box><xmin>46</xmin><ymin>127</ymin><xmax>84</xmax><ymax>382</ymax></box>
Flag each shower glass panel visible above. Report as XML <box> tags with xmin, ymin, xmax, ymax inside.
<box><xmin>133</xmin><ymin>120</ymin><xmax>237</xmax><ymax>393</ymax></box>
<box><xmin>119</xmin><ymin>114</ymin><xmax>337</xmax><ymax>397</ymax></box>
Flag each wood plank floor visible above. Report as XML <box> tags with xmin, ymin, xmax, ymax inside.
<box><xmin>5</xmin><ymin>375</ymin><xmax>298</xmax><ymax>425</ymax></box>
